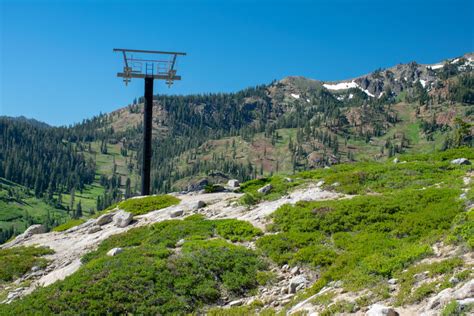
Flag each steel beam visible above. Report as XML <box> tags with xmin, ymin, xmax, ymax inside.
<box><xmin>113</xmin><ymin>48</ymin><xmax>186</xmax><ymax>56</ymax></box>
<box><xmin>142</xmin><ymin>77</ymin><xmax>154</xmax><ymax>196</ymax></box>
<box><xmin>116</xmin><ymin>73</ymin><xmax>181</xmax><ymax>80</ymax></box>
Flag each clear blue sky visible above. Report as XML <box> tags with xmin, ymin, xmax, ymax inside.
<box><xmin>1</xmin><ymin>0</ymin><xmax>473</xmax><ymax>126</ymax></box>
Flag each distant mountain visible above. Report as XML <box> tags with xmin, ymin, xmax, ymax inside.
<box><xmin>0</xmin><ymin>116</ymin><xmax>51</xmax><ymax>129</ymax></box>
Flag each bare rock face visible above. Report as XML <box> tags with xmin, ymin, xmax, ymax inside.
<box><xmin>187</xmin><ymin>178</ymin><xmax>208</xmax><ymax>192</ymax></box>
<box><xmin>229</xmin><ymin>299</ymin><xmax>243</xmax><ymax>307</ymax></box>
<box><xmin>189</xmin><ymin>201</ymin><xmax>206</xmax><ymax>211</ymax></box>
<box><xmin>23</xmin><ymin>224</ymin><xmax>46</xmax><ymax>237</ymax></box>
<box><xmin>106</xmin><ymin>247</ymin><xmax>123</xmax><ymax>257</ymax></box>
<box><xmin>288</xmin><ymin>275</ymin><xmax>307</xmax><ymax>294</ymax></box>
<box><xmin>258</xmin><ymin>184</ymin><xmax>273</xmax><ymax>195</ymax></box>
<box><xmin>227</xmin><ymin>179</ymin><xmax>240</xmax><ymax>188</ymax></box>
<box><xmin>425</xmin><ymin>280</ymin><xmax>473</xmax><ymax>312</ymax></box>
<box><xmin>170</xmin><ymin>210</ymin><xmax>184</xmax><ymax>218</ymax></box>
<box><xmin>87</xmin><ymin>226</ymin><xmax>102</xmax><ymax>234</ymax></box>
<box><xmin>113</xmin><ymin>210</ymin><xmax>133</xmax><ymax>228</ymax></box>
<box><xmin>96</xmin><ymin>213</ymin><xmax>115</xmax><ymax>226</ymax></box>
<box><xmin>367</xmin><ymin>304</ymin><xmax>399</xmax><ymax>316</ymax></box>
<box><xmin>451</xmin><ymin>158</ymin><xmax>471</xmax><ymax>165</ymax></box>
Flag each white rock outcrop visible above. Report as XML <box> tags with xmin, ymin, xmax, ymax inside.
<box><xmin>107</xmin><ymin>247</ymin><xmax>123</xmax><ymax>257</ymax></box>
<box><xmin>113</xmin><ymin>210</ymin><xmax>133</xmax><ymax>228</ymax></box>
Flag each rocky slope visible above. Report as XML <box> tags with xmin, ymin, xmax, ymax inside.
<box><xmin>0</xmin><ymin>184</ymin><xmax>343</xmax><ymax>304</ymax></box>
<box><xmin>1</xmin><ymin>154</ymin><xmax>472</xmax><ymax>315</ymax></box>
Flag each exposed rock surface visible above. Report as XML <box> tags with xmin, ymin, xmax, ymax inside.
<box><xmin>451</xmin><ymin>158</ymin><xmax>471</xmax><ymax>165</ymax></box>
<box><xmin>23</xmin><ymin>224</ymin><xmax>46</xmax><ymax>237</ymax></box>
<box><xmin>170</xmin><ymin>209</ymin><xmax>184</xmax><ymax>218</ymax></box>
<box><xmin>227</xmin><ymin>179</ymin><xmax>240</xmax><ymax>188</ymax></box>
<box><xmin>367</xmin><ymin>304</ymin><xmax>399</xmax><ymax>316</ymax></box>
<box><xmin>288</xmin><ymin>275</ymin><xmax>307</xmax><ymax>294</ymax></box>
<box><xmin>87</xmin><ymin>226</ymin><xmax>102</xmax><ymax>234</ymax></box>
<box><xmin>0</xmin><ymin>186</ymin><xmax>344</xmax><ymax>304</ymax></box>
<box><xmin>96</xmin><ymin>213</ymin><xmax>114</xmax><ymax>226</ymax></box>
<box><xmin>257</xmin><ymin>184</ymin><xmax>273</xmax><ymax>194</ymax></box>
<box><xmin>113</xmin><ymin>210</ymin><xmax>133</xmax><ymax>227</ymax></box>
<box><xmin>106</xmin><ymin>247</ymin><xmax>123</xmax><ymax>257</ymax></box>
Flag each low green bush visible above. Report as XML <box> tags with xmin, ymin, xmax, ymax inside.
<box><xmin>441</xmin><ymin>300</ymin><xmax>461</xmax><ymax>316</ymax></box>
<box><xmin>257</xmin><ymin>187</ymin><xmax>464</xmax><ymax>292</ymax></box>
<box><xmin>214</xmin><ymin>219</ymin><xmax>263</xmax><ymax>242</ymax></box>
<box><xmin>256</xmin><ymin>271</ymin><xmax>277</xmax><ymax>286</ymax></box>
<box><xmin>320</xmin><ymin>300</ymin><xmax>357</xmax><ymax>316</ymax></box>
<box><xmin>204</xmin><ymin>184</ymin><xmax>225</xmax><ymax>193</ymax></box>
<box><xmin>447</xmin><ymin>210</ymin><xmax>474</xmax><ymax>248</ymax></box>
<box><xmin>0</xmin><ymin>246</ymin><xmax>54</xmax><ymax>282</ymax></box>
<box><xmin>394</xmin><ymin>257</ymin><xmax>464</xmax><ymax>305</ymax></box>
<box><xmin>117</xmin><ymin>194</ymin><xmax>180</xmax><ymax>215</ymax></box>
<box><xmin>296</xmin><ymin>148</ymin><xmax>472</xmax><ymax>195</ymax></box>
<box><xmin>3</xmin><ymin>216</ymin><xmax>267</xmax><ymax>315</ymax></box>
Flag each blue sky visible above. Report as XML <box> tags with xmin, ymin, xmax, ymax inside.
<box><xmin>1</xmin><ymin>0</ymin><xmax>473</xmax><ymax>126</ymax></box>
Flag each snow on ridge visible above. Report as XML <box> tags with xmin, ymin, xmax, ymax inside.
<box><xmin>426</xmin><ymin>63</ymin><xmax>443</xmax><ymax>70</ymax></box>
<box><xmin>420</xmin><ymin>79</ymin><xmax>427</xmax><ymax>88</ymax></box>
<box><xmin>290</xmin><ymin>93</ymin><xmax>300</xmax><ymax>99</ymax></box>
<box><xmin>348</xmin><ymin>93</ymin><xmax>354</xmax><ymax>99</ymax></box>
<box><xmin>323</xmin><ymin>81</ymin><xmax>358</xmax><ymax>90</ymax></box>
<box><xmin>451</xmin><ymin>58</ymin><xmax>460</xmax><ymax>64</ymax></box>
<box><xmin>362</xmin><ymin>89</ymin><xmax>375</xmax><ymax>98</ymax></box>
<box><xmin>323</xmin><ymin>81</ymin><xmax>375</xmax><ymax>98</ymax></box>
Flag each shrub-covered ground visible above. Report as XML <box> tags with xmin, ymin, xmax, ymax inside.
<box><xmin>51</xmin><ymin>195</ymin><xmax>181</xmax><ymax>233</ymax></box>
<box><xmin>1</xmin><ymin>215</ymin><xmax>265</xmax><ymax>315</ymax></box>
<box><xmin>117</xmin><ymin>194</ymin><xmax>181</xmax><ymax>215</ymax></box>
<box><xmin>0</xmin><ymin>246</ymin><xmax>54</xmax><ymax>282</ymax></box>
<box><xmin>0</xmin><ymin>148</ymin><xmax>472</xmax><ymax>314</ymax></box>
<box><xmin>255</xmin><ymin>147</ymin><xmax>473</xmax><ymax>309</ymax></box>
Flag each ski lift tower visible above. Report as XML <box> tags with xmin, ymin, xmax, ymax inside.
<box><xmin>113</xmin><ymin>48</ymin><xmax>186</xmax><ymax>196</ymax></box>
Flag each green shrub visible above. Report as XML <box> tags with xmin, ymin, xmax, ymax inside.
<box><xmin>204</xmin><ymin>184</ymin><xmax>225</xmax><ymax>193</ymax></box>
<box><xmin>0</xmin><ymin>246</ymin><xmax>54</xmax><ymax>282</ymax></box>
<box><xmin>258</xmin><ymin>187</ymin><xmax>463</xmax><ymax>292</ymax></box>
<box><xmin>441</xmin><ymin>300</ymin><xmax>461</xmax><ymax>316</ymax></box>
<box><xmin>52</xmin><ymin>218</ymin><xmax>85</xmax><ymax>232</ymax></box>
<box><xmin>320</xmin><ymin>300</ymin><xmax>357</xmax><ymax>316</ymax></box>
<box><xmin>298</xmin><ymin>154</ymin><xmax>468</xmax><ymax>195</ymax></box>
<box><xmin>214</xmin><ymin>219</ymin><xmax>263</xmax><ymax>242</ymax></box>
<box><xmin>256</xmin><ymin>271</ymin><xmax>277</xmax><ymax>286</ymax></box>
<box><xmin>239</xmin><ymin>192</ymin><xmax>261</xmax><ymax>206</ymax></box>
<box><xmin>395</xmin><ymin>258</ymin><xmax>464</xmax><ymax>305</ymax></box>
<box><xmin>3</xmin><ymin>217</ymin><xmax>267</xmax><ymax>315</ymax></box>
<box><xmin>207</xmin><ymin>305</ymin><xmax>276</xmax><ymax>316</ymax></box>
<box><xmin>117</xmin><ymin>195</ymin><xmax>180</xmax><ymax>215</ymax></box>
<box><xmin>447</xmin><ymin>210</ymin><xmax>474</xmax><ymax>248</ymax></box>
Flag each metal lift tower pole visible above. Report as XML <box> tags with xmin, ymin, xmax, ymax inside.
<box><xmin>142</xmin><ymin>77</ymin><xmax>154</xmax><ymax>195</ymax></box>
<box><xmin>113</xmin><ymin>48</ymin><xmax>186</xmax><ymax>195</ymax></box>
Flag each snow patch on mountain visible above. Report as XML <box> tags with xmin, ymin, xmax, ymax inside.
<box><xmin>323</xmin><ymin>81</ymin><xmax>375</xmax><ymax>97</ymax></box>
<box><xmin>426</xmin><ymin>63</ymin><xmax>444</xmax><ymax>70</ymax></box>
<box><xmin>290</xmin><ymin>93</ymin><xmax>300</xmax><ymax>99</ymax></box>
<box><xmin>323</xmin><ymin>81</ymin><xmax>358</xmax><ymax>90</ymax></box>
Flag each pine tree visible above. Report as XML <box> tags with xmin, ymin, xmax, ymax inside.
<box><xmin>75</xmin><ymin>201</ymin><xmax>83</xmax><ymax>218</ymax></box>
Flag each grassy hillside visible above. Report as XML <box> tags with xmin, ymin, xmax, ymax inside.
<box><xmin>170</xmin><ymin>101</ymin><xmax>470</xmax><ymax>191</ymax></box>
<box><xmin>0</xmin><ymin>178</ymin><xmax>68</xmax><ymax>243</ymax></box>
<box><xmin>1</xmin><ymin>148</ymin><xmax>472</xmax><ymax>314</ymax></box>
